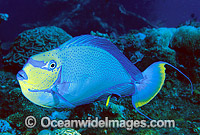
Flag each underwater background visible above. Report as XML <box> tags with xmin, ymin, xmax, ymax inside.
<box><xmin>0</xmin><ymin>0</ymin><xmax>200</xmax><ymax>134</ymax></box>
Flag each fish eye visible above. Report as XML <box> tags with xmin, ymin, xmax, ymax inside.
<box><xmin>48</xmin><ymin>60</ymin><xmax>57</xmax><ymax>70</ymax></box>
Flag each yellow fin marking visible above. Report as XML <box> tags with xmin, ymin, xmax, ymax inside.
<box><xmin>106</xmin><ymin>95</ymin><xmax>111</xmax><ymax>107</ymax></box>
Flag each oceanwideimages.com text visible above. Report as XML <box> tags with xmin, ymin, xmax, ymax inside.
<box><xmin>25</xmin><ymin>116</ymin><xmax>175</xmax><ymax>130</ymax></box>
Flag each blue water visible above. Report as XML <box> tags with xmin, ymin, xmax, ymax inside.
<box><xmin>0</xmin><ymin>0</ymin><xmax>199</xmax><ymax>43</ymax></box>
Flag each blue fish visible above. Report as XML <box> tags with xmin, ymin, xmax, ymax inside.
<box><xmin>17</xmin><ymin>35</ymin><xmax>193</xmax><ymax>119</ymax></box>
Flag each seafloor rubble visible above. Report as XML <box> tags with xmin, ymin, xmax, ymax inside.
<box><xmin>0</xmin><ymin>25</ymin><xmax>199</xmax><ymax>134</ymax></box>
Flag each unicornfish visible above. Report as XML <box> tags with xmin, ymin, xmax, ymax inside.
<box><xmin>16</xmin><ymin>35</ymin><xmax>193</xmax><ymax>119</ymax></box>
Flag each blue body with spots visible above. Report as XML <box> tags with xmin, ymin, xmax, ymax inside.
<box><xmin>17</xmin><ymin>35</ymin><xmax>193</xmax><ymax>119</ymax></box>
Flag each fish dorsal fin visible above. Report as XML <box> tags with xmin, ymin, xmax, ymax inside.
<box><xmin>59</xmin><ymin>35</ymin><xmax>143</xmax><ymax>81</ymax></box>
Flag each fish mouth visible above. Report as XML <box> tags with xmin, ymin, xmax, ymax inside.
<box><xmin>17</xmin><ymin>70</ymin><xmax>28</xmax><ymax>80</ymax></box>
<box><xmin>27</xmin><ymin>88</ymin><xmax>51</xmax><ymax>93</ymax></box>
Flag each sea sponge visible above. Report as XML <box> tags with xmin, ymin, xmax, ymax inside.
<box><xmin>142</xmin><ymin>28</ymin><xmax>177</xmax><ymax>66</ymax></box>
<box><xmin>145</xmin><ymin>27</ymin><xmax>176</xmax><ymax>48</ymax></box>
<box><xmin>170</xmin><ymin>26</ymin><xmax>200</xmax><ymax>82</ymax></box>
<box><xmin>3</xmin><ymin>26</ymin><xmax>72</xmax><ymax>72</ymax></box>
<box><xmin>170</xmin><ymin>26</ymin><xmax>200</xmax><ymax>53</ymax></box>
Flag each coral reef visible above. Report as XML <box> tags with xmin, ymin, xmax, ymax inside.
<box><xmin>141</xmin><ymin>27</ymin><xmax>177</xmax><ymax>69</ymax></box>
<box><xmin>144</xmin><ymin>27</ymin><xmax>176</xmax><ymax>49</ymax></box>
<box><xmin>38</xmin><ymin>128</ymin><xmax>81</xmax><ymax>135</ymax></box>
<box><xmin>0</xmin><ymin>119</ymin><xmax>15</xmax><ymax>134</ymax></box>
<box><xmin>171</xmin><ymin>26</ymin><xmax>200</xmax><ymax>51</ymax></box>
<box><xmin>20</xmin><ymin>0</ymin><xmax>155</xmax><ymax>36</ymax></box>
<box><xmin>170</xmin><ymin>26</ymin><xmax>200</xmax><ymax>82</ymax></box>
<box><xmin>6</xmin><ymin>112</ymin><xmax>24</xmax><ymax>130</ymax></box>
<box><xmin>136</xmin><ymin>129</ymin><xmax>160</xmax><ymax>135</ymax></box>
<box><xmin>91</xmin><ymin>30</ymin><xmax>146</xmax><ymax>64</ymax></box>
<box><xmin>53</xmin><ymin>128</ymin><xmax>81</xmax><ymax>135</ymax></box>
<box><xmin>37</xmin><ymin>129</ymin><xmax>53</xmax><ymax>135</ymax></box>
<box><xmin>0</xmin><ymin>25</ymin><xmax>199</xmax><ymax>134</ymax></box>
<box><xmin>178</xmin><ymin>20</ymin><xmax>200</xmax><ymax>28</ymax></box>
<box><xmin>91</xmin><ymin>26</ymin><xmax>200</xmax><ymax>82</ymax></box>
<box><xmin>0</xmin><ymin>13</ymin><xmax>9</xmax><ymax>24</ymax></box>
<box><xmin>3</xmin><ymin>26</ymin><xmax>72</xmax><ymax>73</ymax></box>
<box><xmin>50</xmin><ymin>111</ymin><xmax>71</xmax><ymax>120</ymax></box>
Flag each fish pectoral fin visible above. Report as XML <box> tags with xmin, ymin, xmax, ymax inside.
<box><xmin>102</xmin><ymin>82</ymin><xmax>134</xmax><ymax>107</ymax></box>
<box><xmin>105</xmin><ymin>93</ymin><xmax>122</xmax><ymax>107</ymax></box>
<box><xmin>57</xmin><ymin>81</ymin><xmax>71</xmax><ymax>95</ymax></box>
<box><xmin>95</xmin><ymin>93</ymin><xmax>111</xmax><ymax>102</ymax></box>
<box><xmin>51</xmin><ymin>89</ymin><xmax>76</xmax><ymax>108</ymax></box>
<box><xmin>106</xmin><ymin>95</ymin><xmax>112</xmax><ymax>107</ymax></box>
<box><xmin>95</xmin><ymin>93</ymin><xmax>113</xmax><ymax>107</ymax></box>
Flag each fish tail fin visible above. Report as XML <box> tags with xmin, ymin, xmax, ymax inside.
<box><xmin>132</xmin><ymin>102</ymin><xmax>152</xmax><ymax>120</ymax></box>
<box><xmin>131</xmin><ymin>61</ymin><xmax>166</xmax><ymax>119</ymax></box>
<box><xmin>132</xmin><ymin>61</ymin><xmax>167</xmax><ymax>109</ymax></box>
<box><xmin>131</xmin><ymin>61</ymin><xmax>193</xmax><ymax>119</ymax></box>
